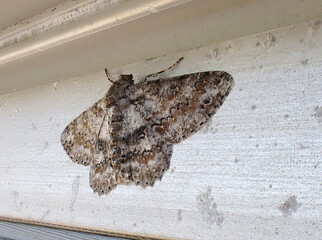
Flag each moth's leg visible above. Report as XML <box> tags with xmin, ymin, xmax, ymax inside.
<box><xmin>144</xmin><ymin>57</ymin><xmax>184</xmax><ymax>82</ymax></box>
<box><xmin>105</xmin><ymin>68</ymin><xmax>116</xmax><ymax>84</ymax></box>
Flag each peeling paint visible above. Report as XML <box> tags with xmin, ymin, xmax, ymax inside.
<box><xmin>52</xmin><ymin>81</ymin><xmax>58</xmax><ymax>92</ymax></box>
<box><xmin>177</xmin><ymin>209</ymin><xmax>182</xmax><ymax>222</ymax></box>
<box><xmin>301</xmin><ymin>59</ymin><xmax>308</xmax><ymax>65</ymax></box>
<box><xmin>278</xmin><ymin>195</ymin><xmax>301</xmax><ymax>217</ymax></box>
<box><xmin>148</xmin><ymin>6</ymin><xmax>159</xmax><ymax>13</ymax></box>
<box><xmin>299</xmin><ymin>143</ymin><xmax>309</xmax><ymax>149</ymax></box>
<box><xmin>197</xmin><ymin>187</ymin><xmax>224</xmax><ymax>226</ymax></box>
<box><xmin>263</xmin><ymin>33</ymin><xmax>276</xmax><ymax>48</ymax></box>
<box><xmin>313</xmin><ymin>106</ymin><xmax>322</xmax><ymax>123</ymax></box>
<box><xmin>205</xmin><ymin>48</ymin><xmax>219</xmax><ymax>62</ymax></box>
<box><xmin>0</xmin><ymin>0</ymin><xmax>125</xmax><ymax>49</ymax></box>
<box><xmin>70</xmin><ymin>176</ymin><xmax>80</xmax><ymax>211</ymax></box>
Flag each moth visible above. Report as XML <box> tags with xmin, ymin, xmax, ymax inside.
<box><xmin>61</xmin><ymin>58</ymin><xmax>234</xmax><ymax>195</ymax></box>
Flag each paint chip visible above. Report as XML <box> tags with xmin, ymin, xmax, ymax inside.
<box><xmin>177</xmin><ymin>209</ymin><xmax>182</xmax><ymax>221</ymax></box>
<box><xmin>278</xmin><ymin>195</ymin><xmax>301</xmax><ymax>217</ymax></box>
<box><xmin>313</xmin><ymin>106</ymin><xmax>322</xmax><ymax>123</ymax></box>
<box><xmin>301</xmin><ymin>59</ymin><xmax>308</xmax><ymax>65</ymax></box>
<box><xmin>263</xmin><ymin>33</ymin><xmax>276</xmax><ymax>48</ymax></box>
<box><xmin>197</xmin><ymin>187</ymin><xmax>224</xmax><ymax>226</ymax></box>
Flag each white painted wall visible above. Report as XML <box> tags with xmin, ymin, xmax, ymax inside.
<box><xmin>0</xmin><ymin>19</ymin><xmax>321</xmax><ymax>239</ymax></box>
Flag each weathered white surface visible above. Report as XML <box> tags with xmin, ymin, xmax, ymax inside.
<box><xmin>1</xmin><ymin>0</ymin><xmax>321</xmax><ymax>95</ymax></box>
<box><xmin>0</xmin><ymin>19</ymin><xmax>321</xmax><ymax>239</ymax></box>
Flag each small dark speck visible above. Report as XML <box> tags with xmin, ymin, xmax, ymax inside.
<box><xmin>301</xmin><ymin>59</ymin><xmax>308</xmax><ymax>65</ymax></box>
<box><xmin>283</xmin><ymin>114</ymin><xmax>290</xmax><ymax>119</ymax></box>
<box><xmin>275</xmin><ymin>227</ymin><xmax>279</xmax><ymax>235</ymax></box>
<box><xmin>274</xmin><ymin>142</ymin><xmax>278</xmax><ymax>146</ymax></box>
<box><xmin>239</xmin><ymin>88</ymin><xmax>243</xmax><ymax>92</ymax></box>
<box><xmin>234</xmin><ymin>157</ymin><xmax>239</xmax><ymax>163</ymax></box>
<box><xmin>133</xmin><ymin>223</ymin><xmax>137</xmax><ymax>227</ymax></box>
<box><xmin>255</xmin><ymin>144</ymin><xmax>259</xmax><ymax>148</ymax></box>
<box><xmin>43</xmin><ymin>141</ymin><xmax>49</xmax><ymax>150</ymax></box>
<box><xmin>251</xmin><ymin>105</ymin><xmax>257</xmax><ymax>110</ymax></box>
<box><xmin>299</xmin><ymin>143</ymin><xmax>309</xmax><ymax>149</ymax></box>
<box><xmin>313</xmin><ymin>106</ymin><xmax>322</xmax><ymax>123</ymax></box>
<box><xmin>170</xmin><ymin>169</ymin><xmax>175</xmax><ymax>173</ymax></box>
<box><xmin>314</xmin><ymin>160</ymin><xmax>319</xmax><ymax>168</ymax></box>
<box><xmin>232</xmin><ymin>125</ymin><xmax>236</xmax><ymax>130</ymax></box>
<box><xmin>313</xmin><ymin>19</ymin><xmax>321</xmax><ymax>30</ymax></box>
<box><xmin>249</xmin><ymin>135</ymin><xmax>254</xmax><ymax>139</ymax></box>
<box><xmin>256</xmin><ymin>42</ymin><xmax>260</xmax><ymax>47</ymax></box>
<box><xmin>177</xmin><ymin>209</ymin><xmax>182</xmax><ymax>221</ymax></box>
<box><xmin>269</xmin><ymin>184</ymin><xmax>272</xmax><ymax>188</ymax></box>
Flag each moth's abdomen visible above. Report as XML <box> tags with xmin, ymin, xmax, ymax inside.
<box><xmin>90</xmin><ymin>106</ymin><xmax>130</xmax><ymax>195</ymax></box>
<box><xmin>108</xmin><ymin>108</ymin><xmax>131</xmax><ymax>181</ymax></box>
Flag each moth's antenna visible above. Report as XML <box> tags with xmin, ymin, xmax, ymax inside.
<box><xmin>105</xmin><ymin>68</ymin><xmax>116</xmax><ymax>84</ymax></box>
<box><xmin>144</xmin><ymin>57</ymin><xmax>184</xmax><ymax>81</ymax></box>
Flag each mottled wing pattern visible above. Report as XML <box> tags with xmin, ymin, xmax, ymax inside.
<box><xmin>89</xmin><ymin>101</ymin><xmax>174</xmax><ymax>194</ymax></box>
<box><xmin>61</xmin><ymin>70</ymin><xmax>234</xmax><ymax>195</ymax></box>
<box><xmin>89</xmin><ymin>106</ymin><xmax>120</xmax><ymax>195</ymax></box>
<box><xmin>129</xmin><ymin>139</ymin><xmax>173</xmax><ymax>188</ymax></box>
<box><xmin>130</xmin><ymin>71</ymin><xmax>234</xmax><ymax>143</ymax></box>
<box><xmin>120</xmin><ymin>71</ymin><xmax>234</xmax><ymax>188</ymax></box>
<box><xmin>61</xmin><ymin>98</ymin><xmax>107</xmax><ymax>166</ymax></box>
<box><xmin>89</xmin><ymin>104</ymin><xmax>144</xmax><ymax>195</ymax></box>
<box><xmin>121</xmin><ymin>103</ymin><xmax>174</xmax><ymax>187</ymax></box>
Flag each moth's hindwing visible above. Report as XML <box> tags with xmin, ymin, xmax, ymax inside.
<box><xmin>61</xmin><ymin>98</ymin><xmax>107</xmax><ymax>166</ymax></box>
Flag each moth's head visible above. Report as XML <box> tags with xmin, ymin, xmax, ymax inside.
<box><xmin>117</xmin><ymin>74</ymin><xmax>134</xmax><ymax>85</ymax></box>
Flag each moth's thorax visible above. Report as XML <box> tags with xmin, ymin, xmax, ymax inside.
<box><xmin>117</xmin><ymin>74</ymin><xmax>134</xmax><ymax>85</ymax></box>
<box><xmin>105</xmin><ymin>74</ymin><xmax>134</xmax><ymax>100</ymax></box>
